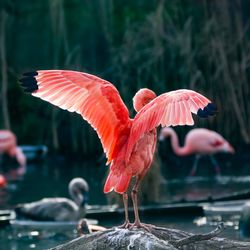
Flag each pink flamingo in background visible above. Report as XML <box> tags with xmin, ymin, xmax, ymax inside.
<box><xmin>159</xmin><ymin>127</ymin><xmax>235</xmax><ymax>176</ymax></box>
<box><xmin>0</xmin><ymin>130</ymin><xmax>26</xmax><ymax>167</ymax></box>
<box><xmin>0</xmin><ymin>174</ymin><xmax>6</xmax><ymax>188</ymax></box>
<box><xmin>20</xmin><ymin>70</ymin><xmax>216</xmax><ymax>229</ymax></box>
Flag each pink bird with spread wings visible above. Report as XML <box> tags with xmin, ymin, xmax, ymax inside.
<box><xmin>19</xmin><ymin>70</ymin><xmax>216</xmax><ymax>230</ymax></box>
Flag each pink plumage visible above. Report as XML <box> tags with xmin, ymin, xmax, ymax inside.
<box><xmin>20</xmin><ymin>70</ymin><xmax>216</xmax><ymax>229</ymax></box>
<box><xmin>159</xmin><ymin>127</ymin><xmax>234</xmax><ymax>175</ymax></box>
<box><xmin>159</xmin><ymin>128</ymin><xmax>234</xmax><ymax>156</ymax></box>
<box><xmin>0</xmin><ymin>175</ymin><xmax>6</xmax><ymax>188</ymax></box>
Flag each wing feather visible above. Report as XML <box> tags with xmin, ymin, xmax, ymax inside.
<box><xmin>20</xmin><ymin>70</ymin><xmax>131</xmax><ymax>163</ymax></box>
<box><xmin>126</xmin><ymin>89</ymin><xmax>215</xmax><ymax>161</ymax></box>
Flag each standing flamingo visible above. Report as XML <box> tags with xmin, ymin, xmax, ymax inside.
<box><xmin>0</xmin><ymin>130</ymin><xmax>26</xmax><ymax>167</ymax></box>
<box><xmin>19</xmin><ymin>70</ymin><xmax>216</xmax><ymax>229</ymax></box>
<box><xmin>159</xmin><ymin>127</ymin><xmax>234</xmax><ymax>176</ymax></box>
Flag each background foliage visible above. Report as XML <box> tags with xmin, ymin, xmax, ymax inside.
<box><xmin>0</xmin><ymin>0</ymin><xmax>250</xmax><ymax>157</ymax></box>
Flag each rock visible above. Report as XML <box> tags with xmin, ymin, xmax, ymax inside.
<box><xmin>49</xmin><ymin>224</ymin><xmax>250</xmax><ymax>250</ymax></box>
<box><xmin>50</xmin><ymin>228</ymin><xmax>176</xmax><ymax>250</ymax></box>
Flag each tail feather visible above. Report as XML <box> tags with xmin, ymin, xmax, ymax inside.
<box><xmin>114</xmin><ymin>173</ymin><xmax>132</xmax><ymax>194</ymax></box>
<box><xmin>104</xmin><ymin>171</ymin><xmax>131</xmax><ymax>194</ymax></box>
<box><xmin>104</xmin><ymin>172</ymin><xmax>119</xmax><ymax>193</ymax></box>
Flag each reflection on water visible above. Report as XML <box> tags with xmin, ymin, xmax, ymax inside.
<box><xmin>160</xmin><ymin>175</ymin><xmax>250</xmax><ymax>202</ymax></box>
<box><xmin>0</xmin><ymin>157</ymin><xmax>250</xmax><ymax>249</ymax></box>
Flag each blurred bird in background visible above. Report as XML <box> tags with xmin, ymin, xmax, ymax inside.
<box><xmin>159</xmin><ymin>128</ymin><xmax>235</xmax><ymax>176</ymax></box>
<box><xmin>15</xmin><ymin>177</ymin><xmax>89</xmax><ymax>221</ymax></box>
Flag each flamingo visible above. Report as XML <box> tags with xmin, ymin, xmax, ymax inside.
<box><xmin>0</xmin><ymin>130</ymin><xmax>26</xmax><ymax>167</ymax></box>
<box><xmin>19</xmin><ymin>70</ymin><xmax>216</xmax><ymax>229</ymax></box>
<box><xmin>15</xmin><ymin>177</ymin><xmax>89</xmax><ymax>221</ymax></box>
<box><xmin>159</xmin><ymin>127</ymin><xmax>234</xmax><ymax>176</ymax></box>
<box><xmin>0</xmin><ymin>174</ymin><xmax>6</xmax><ymax>188</ymax></box>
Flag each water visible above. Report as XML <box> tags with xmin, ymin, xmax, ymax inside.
<box><xmin>1</xmin><ymin>155</ymin><xmax>250</xmax><ymax>249</ymax></box>
<box><xmin>0</xmin><ymin>157</ymin><xmax>108</xmax><ymax>250</ymax></box>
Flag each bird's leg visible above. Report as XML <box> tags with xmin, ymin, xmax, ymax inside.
<box><xmin>189</xmin><ymin>155</ymin><xmax>201</xmax><ymax>176</ymax></box>
<box><xmin>210</xmin><ymin>155</ymin><xmax>221</xmax><ymax>175</ymax></box>
<box><xmin>0</xmin><ymin>153</ymin><xmax>3</xmax><ymax>166</ymax></box>
<box><xmin>131</xmin><ymin>178</ymin><xmax>141</xmax><ymax>226</ymax></box>
<box><xmin>130</xmin><ymin>175</ymin><xmax>154</xmax><ymax>231</ymax></box>
<box><xmin>118</xmin><ymin>193</ymin><xmax>131</xmax><ymax>229</ymax></box>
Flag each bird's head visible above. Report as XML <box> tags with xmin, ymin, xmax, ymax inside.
<box><xmin>222</xmin><ymin>142</ymin><xmax>235</xmax><ymax>154</ymax></box>
<box><xmin>133</xmin><ymin>88</ymin><xmax>156</xmax><ymax>112</ymax></box>
<box><xmin>69</xmin><ymin>178</ymin><xmax>89</xmax><ymax>207</ymax></box>
<box><xmin>159</xmin><ymin>127</ymin><xmax>173</xmax><ymax>141</ymax></box>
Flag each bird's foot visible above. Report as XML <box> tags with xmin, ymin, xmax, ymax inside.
<box><xmin>117</xmin><ymin>221</ymin><xmax>132</xmax><ymax>229</ymax></box>
<box><xmin>130</xmin><ymin>222</ymin><xmax>155</xmax><ymax>232</ymax></box>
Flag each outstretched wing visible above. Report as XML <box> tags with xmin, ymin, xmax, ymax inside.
<box><xmin>19</xmin><ymin>70</ymin><xmax>131</xmax><ymax>163</ymax></box>
<box><xmin>126</xmin><ymin>89</ymin><xmax>216</xmax><ymax>161</ymax></box>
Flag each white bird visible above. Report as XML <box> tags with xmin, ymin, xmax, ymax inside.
<box><xmin>15</xmin><ymin>178</ymin><xmax>89</xmax><ymax>221</ymax></box>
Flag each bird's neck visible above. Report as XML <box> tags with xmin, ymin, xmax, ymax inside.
<box><xmin>167</xmin><ymin>128</ymin><xmax>190</xmax><ymax>156</ymax></box>
<box><xmin>8</xmin><ymin>146</ymin><xmax>17</xmax><ymax>157</ymax></box>
<box><xmin>77</xmin><ymin>206</ymin><xmax>86</xmax><ymax>218</ymax></box>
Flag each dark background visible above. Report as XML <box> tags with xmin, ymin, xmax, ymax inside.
<box><xmin>1</xmin><ymin>0</ymin><xmax>250</xmax><ymax>158</ymax></box>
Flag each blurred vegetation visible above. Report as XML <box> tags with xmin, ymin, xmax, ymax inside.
<box><xmin>0</xmin><ymin>0</ymin><xmax>250</xmax><ymax>158</ymax></box>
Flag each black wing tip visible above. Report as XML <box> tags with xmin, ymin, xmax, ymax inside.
<box><xmin>197</xmin><ymin>103</ymin><xmax>217</xmax><ymax>118</ymax></box>
<box><xmin>19</xmin><ymin>72</ymin><xmax>38</xmax><ymax>93</ymax></box>
<box><xmin>206</xmin><ymin>103</ymin><xmax>217</xmax><ymax>111</ymax></box>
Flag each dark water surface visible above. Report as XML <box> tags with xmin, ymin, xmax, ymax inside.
<box><xmin>0</xmin><ymin>156</ymin><xmax>250</xmax><ymax>249</ymax></box>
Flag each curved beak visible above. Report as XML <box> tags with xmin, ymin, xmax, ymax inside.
<box><xmin>228</xmin><ymin>144</ymin><xmax>235</xmax><ymax>154</ymax></box>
